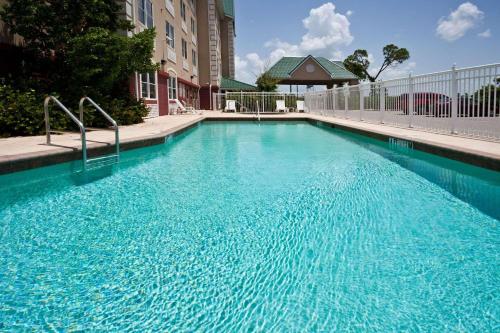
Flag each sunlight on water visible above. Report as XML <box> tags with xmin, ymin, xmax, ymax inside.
<box><xmin>0</xmin><ymin>121</ymin><xmax>499</xmax><ymax>332</ymax></box>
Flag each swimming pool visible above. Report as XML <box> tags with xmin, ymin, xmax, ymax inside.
<box><xmin>0</xmin><ymin>121</ymin><xmax>498</xmax><ymax>331</ymax></box>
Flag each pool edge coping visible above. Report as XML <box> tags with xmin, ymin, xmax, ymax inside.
<box><xmin>307</xmin><ymin>118</ymin><xmax>500</xmax><ymax>172</ymax></box>
<box><xmin>0</xmin><ymin>114</ymin><xmax>499</xmax><ymax>175</ymax></box>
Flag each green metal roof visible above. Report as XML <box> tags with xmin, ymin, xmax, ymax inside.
<box><xmin>266</xmin><ymin>57</ymin><xmax>304</xmax><ymax>80</ymax></box>
<box><xmin>223</xmin><ymin>0</ymin><xmax>235</xmax><ymax>18</ymax></box>
<box><xmin>266</xmin><ymin>56</ymin><xmax>358</xmax><ymax>80</ymax></box>
<box><xmin>221</xmin><ymin>77</ymin><xmax>257</xmax><ymax>91</ymax></box>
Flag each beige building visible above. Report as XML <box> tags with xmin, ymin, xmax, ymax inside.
<box><xmin>120</xmin><ymin>0</ymin><xmax>202</xmax><ymax>116</ymax></box>
<box><xmin>196</xmin><ymin>0</ymin><xmax>235</xmax><ymax>109</ymax></box>
<box><xmin>120</xmin><ymin>0</ymin><xmax>236</xmax><ymax>114</ymax></box>
<box><xmin>0</xmin><ymin>0</ymin><xmax>236</xmax><ymax>114</ymax></box>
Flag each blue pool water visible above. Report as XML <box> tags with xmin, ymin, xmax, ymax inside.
<box><xmin>0</xmin><ymin>121</ymin><xmax>499</xmax><ymax>332</ymax></box>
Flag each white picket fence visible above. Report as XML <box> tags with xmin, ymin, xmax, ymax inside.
<box><xmin>304</xmin><ymin>63</ymin><xmax>500</xmax><ymax>141</ymax></box>
<box><xmin>213</xmin><ymin>92</ymin><xmax>304</xmax><ymax>113</ymax></box>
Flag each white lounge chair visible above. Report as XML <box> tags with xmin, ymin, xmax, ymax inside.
<box><xmin>276</xmin><ymin>100</ymin><xmax>287</xmax><ymax>113</ymax></box>
<box><xmin>169</xmin><ymin>99</ymin><xmax>186</xmax><ymax>115</ymax></box>
<box><xmin>178</xmin><ymin>100</ymin><xmax>195</xmax><ymax>114</ymax></box>
<box><xmin>296</xmin><ymin>100</ymin><xmax>305</xmax><ymax>113</ymax></box>
<box><xmin>225</xmin><ymin>100</ymin><xmax>237</xmax><ymax>112</ymax></box>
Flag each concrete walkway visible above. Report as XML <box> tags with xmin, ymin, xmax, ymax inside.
<box><xmin>1</xmin><ymin>111</ymin><xmax>499</xmax><ymax>174</ymax></box>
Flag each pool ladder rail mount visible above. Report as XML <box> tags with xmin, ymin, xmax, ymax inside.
<box><xmin>44</xmin><ymin>96</ymin><xmax>120</xmax><ymax>170</ymax></box>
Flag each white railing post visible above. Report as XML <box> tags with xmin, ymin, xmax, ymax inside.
<box><xmin>328</xmin><ymin>89</ymin><xmax>333</xmax><ymax>116</ymax></box>
<box><xmin>343</xmin><ymin>83</ymin><xmax>349</xmax><ymax>119</ymax></box>
<box><xmin>332</xmin><ymin>85</ymin><xmax>337</xmax><ymax>116</ymax></box>
<box><xmin>360</xmin><ymin>83</ymin><xmax>367</xmax><ymax>121</ymax></box>
<box><xmin>451</xmin><ymin>64</ymin><xmax>458</xmax><ymax>134</ymax></box>
<box><xmin>379</xmin><ymin>81</ymin><xmax>385</xmax><ymax>123</ymax></box>
<box><xmin>261</xmin><ymin>92</ymin><xmax>265</xmax><ymax>113</ymax></box>
<box><xmin>321</xmin><ymin>93</ymin><xmax>325</xmax><ymax>116</ymax></box>
<box><xmin>408</xmin><ymin>73</ymin><xmax>414</xmax><ymax>128</ymax></box>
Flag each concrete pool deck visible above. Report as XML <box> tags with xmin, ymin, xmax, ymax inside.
<box><xmin>1</xmin><ymin>111</ymin><xmax>499</xmax><ymax>174</ymax></box>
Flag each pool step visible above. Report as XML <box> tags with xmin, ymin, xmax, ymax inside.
<box><xmin>85</xmin><ymin>154</ymin><xmax>119</xmax><ymax>170</ymax></box>
<box><xmin>44</xmin><ymin>96</ymin><xmax>120</xmax><ymax>171</ymax></box>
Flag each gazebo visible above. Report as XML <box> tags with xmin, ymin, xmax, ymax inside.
<box><xmin>265</xmin><ymin>55</ymin><xmax>359</xmax><ymax>90</ymax></box>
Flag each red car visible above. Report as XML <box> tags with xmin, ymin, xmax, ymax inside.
<box><xmin>400</xmin><ymin>93</ymin><xmax>451</xmax><ymax>116</ymax></box>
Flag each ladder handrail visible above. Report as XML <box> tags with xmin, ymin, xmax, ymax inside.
<box><xmin>44</xmin><ymin>96</ymin><xmax>87</xmax><ymax>164</ymax></box>
<box><xmin>79</xmin><ymin>97</ymin><xmax>120</xmax><ymax>159</ymax></box>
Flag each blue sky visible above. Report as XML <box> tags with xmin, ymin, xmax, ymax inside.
<box><xmin>233</xmin><ymin>0</ymin><xmax>500</xmax><ymax>84</ymax></box>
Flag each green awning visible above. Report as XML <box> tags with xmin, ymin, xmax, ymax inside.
<box><xmin>223</xmin><ymin>0</ymin><xmax>235</xmax><ymax>18</ymax></box>
<box><xmin>221</xmin><ymin>77</ymin><xmax>257</xmax><ymax>91</ymax></box>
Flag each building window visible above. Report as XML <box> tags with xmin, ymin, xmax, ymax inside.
<box><xmin>192</xmin><ymin>50</ymin><xmax>197</xmax><ymax>66</ymax></box>
<box><xmin>125</xmin><ymin>0</ymin><xmax>134</xmax><ymax>19</ymax></box>
<box><xmin>165</xmin><ymin>0</ymin><xmax>175</xmax><ymax>16</ymax></box>
<box><xmin>168</xmin><ymin>76</ymin><xmax>177</xmax><ymax>99</ymax></box>
<box><xmin>141</xmin><ymin>72</ymin><xmax>156</xmax><ymax>99</ymax></box>
<box><xmin>179</xmin><ymin>83</ymin><xmax>186</xmax><ymax>99</ymax></box>
<box><xmin>182</xmin><ymin>39</ymin><xmax>188</xmax><ymax>59</ymax></box>
<box><xmin>139</xmin><ymin>0</ymin><xmax>154</xmax><ymax>28</ymax></box>
<box><xmin>190</xmin><ymin>18</ymin><xmax>196</xmax><ymax>35</ymax></box>
<box><xmin>166</xmin><ymin>21</ymin><xmax>175</xmax><ymax>48</ymax></box>
<box><xmin>180</xmin><ymin>1</ymin><xmax>186</xmax><ymax>21</ymax></box>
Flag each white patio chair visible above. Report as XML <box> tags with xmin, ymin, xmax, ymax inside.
<box><xmin>180</xmin><ymin>100</ymin><xmax>196</xmax><ymax>114</ymax></box>
<box><xmin>275</xmin><ymin>100</ymin><xmax>287</xmax><ymax>113</ymax></box>
<box><xmin>169</xmin><ymin>99</ymin><xmax>186</xmax><ymax>115</ymax></box>
<box><xmin>224</xmin><ymin>100</ymin><xmax>237</xmax><ymax>112</ymax></box>
<box><xmin>296</xmin><ymin>100</ymin><xmax>305</xmax><ymax>113</ymax></box>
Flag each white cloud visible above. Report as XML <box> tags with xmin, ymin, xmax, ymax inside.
<box><xmin>367</xmin><ymin>53</ymin><xmax>375</xmax><ymax>64</ymax></box>
<box><xmin>300</xmin><ymin>2</ymin><xmax>353</xmax><ymax>53</ymax></box>
<box><xmin>436</xmin><ymin>2</ymin><xmax>484</xmax><ymax>41</ymax></box>
<box><xmin>235</xmin><ymin>2</ymin><xmax>353</xmax><ymax>84</ymax></box>
<box><xmin>235</xmin><ymin>53</ymin><xmax>270</xmax><ymax>84</ymax></box>
<box><xmin>478</xmin><ymin>29</ymin><xmax>491</xmax><ymax>38</ymax></box>
<box><xmin>246</xmin><ymin>53</ymin><xmax>266</xmax><ymax>72</ymax></box>
<box><xmin>331</xmin><ymin>51</ymin><xmax>343</xmax><ymax>61</ymax></box>
<box><xmin>235</xmin><ymin>55</ymin><xmax>252</xmax><ymax>84</ymax></box>
<box><xmin>383</xmin><ymin>61</ymin><xmax>416</xmax><ymax>80</ymax></box>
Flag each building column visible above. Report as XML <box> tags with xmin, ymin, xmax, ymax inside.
<box><xmin>158</xmin><ymin>71</ymin><xmax>170</xmax><ymax>116</ymax></box>
<box><xmin>200</xmin><ymin>85</ymin><xmax>219</xmax><ymax>110</ymax></box>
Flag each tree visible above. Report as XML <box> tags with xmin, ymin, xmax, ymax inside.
<box><xmin>256</xmin><ymin>71</ymin><xmax>279</xmax><ymax>92</ymax></box>
<box><xmin>0</xmin><ymin>0</ymin><xmax>131</xmax><ymax>86</ymax></box>
<box><xmin>0</xmin><ymin>0</ymin><xmax>157</xmax><ymax>129</ymax></box>
<box><xmin>343</xmin><ymin>44</ymin><xmax>410</xmax><ymax>82</ymax></box>
<box><xmin>66</xmin><ymin>28</ymin><xmax>158</xmax><ymax>100</ymax></box>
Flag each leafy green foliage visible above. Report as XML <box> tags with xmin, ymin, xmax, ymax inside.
<box><xmin>0</xmin><ymin>0</ymin><xmax>129</xmax><ymax>59</ymax></box>
<box><xmin>66</xmin><ymin>27</ymin><xmax>158</xmax><ymax>100</ymax></box>
<box><xmin>0</xmin><ymin>84</ymin><xmax>150</xmax><ymax>137</ymax></box>
<box><xmin>256</xmin><ymin>72</ymin><xmax>279</xmax><ymax>92</ymax></box>
<box><xmin>343</xmin><ymin>50</ymin><xmax>370</xmax><ymax>81</ymax></box>
<box><xmin>0</xmin><ymin>0</ymin><xmax>156</xmax><ymax>137</ymax></box>
<box><xmin>0</xmin><ymin>85</ymin><xmax>67</xmax><ymax>137</ymax></box>
<box><xmin>344</xmin><ymin>44</ymin><xmax>410</xmax><ymax>82</ymax></box>
<box><xmin>95</xmin><ymin>98</ymin><xmax>150</xmax><ymax>126</ymax></box>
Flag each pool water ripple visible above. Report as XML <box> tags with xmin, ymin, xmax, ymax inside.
<box><xmin>0</xmin><ymin>121</ymin><xmax>499</xmax><ymax>332</ymax></box>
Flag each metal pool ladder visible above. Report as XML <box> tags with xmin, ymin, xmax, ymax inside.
<box><xmin>44</xmin><ymin>96</ymin><xmax>120</xmax><ymax>170</ymax></box>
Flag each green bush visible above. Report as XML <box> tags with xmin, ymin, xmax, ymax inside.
<box><xmin>95</xmin><ymin>98</ymin><xmax>150</xmax><ymax>126</ymax></box>
<box><xmin>0</xmin><ymin>85</ymin><xmax>149</xmax><ymax>137</ymax></box>
<box><xmin>0</xmin><ymin>85</ymin><xmax>67</xmax><ymax>137</ymax></box>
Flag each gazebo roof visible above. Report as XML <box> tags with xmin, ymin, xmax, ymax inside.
<box><xmin>266</xmin><ymin>55</ymin><xmax>358</xmax><ymax>81</ymax></box>
<box><xmin>221</xmin><ymin>77</ymin><xmax>257</xmax><ymax>91</ymax></box>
